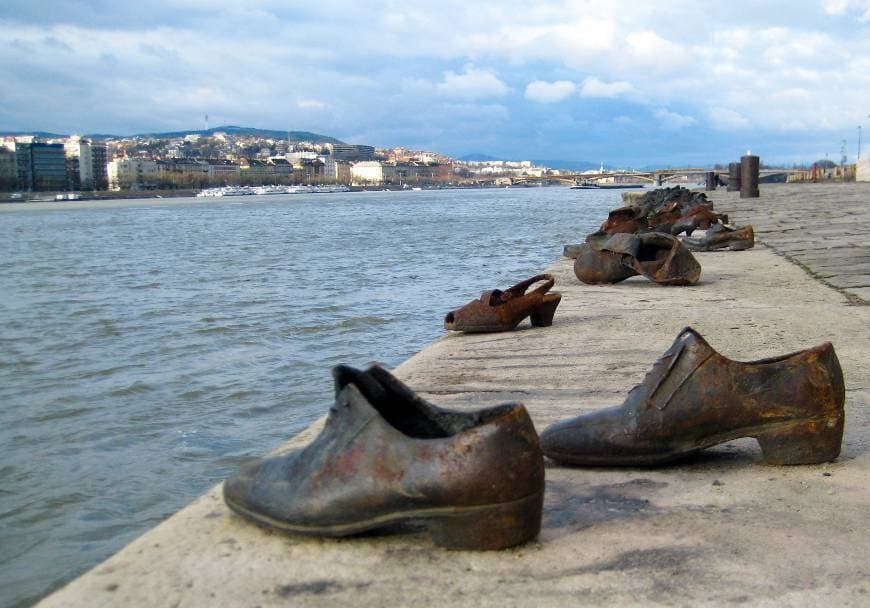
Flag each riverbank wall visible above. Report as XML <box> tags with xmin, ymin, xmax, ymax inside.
<box><xmin>38</xmin><ymin>182</ymin><xmax>870</xmax><ymax>607</ymax></box>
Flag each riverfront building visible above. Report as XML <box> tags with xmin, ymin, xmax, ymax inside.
<box><xmin>0</xmin><ymin>146</ymin><xmax>16</xmax><ymax>191</ymax></box>
<box><xmin>351</xmin><ymin>161</ymin><xmax>389</xmax><ymax>185</ymax></box>
<box><xmin>107</xmin><ymin>157</ymin><xmax>159</xmax><ymax>190</ymax></box>
<box><xmin>330</xmin><ymin>144</ymin><xmax>375</xmax><ymax>162</ymax></box>
<box><xmin>15</xmin><ymin>143</ymin><xmax>67</xmax><ymax>191</ymax></box>
<box><xmin>350</xmin><ymin>161</ymin><xmax>446</xmax><ymax>186</ymax></box>
<box><xmin>322</xmin><ymin>157</ymin><xmax>352</xmax><ymax>183</ymax></box>
<box><xmin>64</xmin><ymin>137</ymin><xmax>109</xmax><ymax>191</ymax></box>
<box><xmin>206</xmin><ymin>159</ymin><xmax>241</xmax><ymax>183</ymax></box>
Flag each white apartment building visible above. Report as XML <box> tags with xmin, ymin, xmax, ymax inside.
<box><xmin>351</xmin><ymin>161</ymin><xmax>394</xmax><ymax>185</ymax></box>
<box><xmin>65</xmin><ymin>136</ymin><xmax>109</xmax><ymax>190</ymax></box>
<box><xmin>286</xmin><ymin>151</ymin><xmax>319</xmax><ymax>165</ymax></box>
<box><xmin>108</xmin><ymin>157</ymin><xmax>159</xmax><ymax>190</ymax></box>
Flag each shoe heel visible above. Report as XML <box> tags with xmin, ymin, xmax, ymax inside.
<box><xmin>756</xmin><ymin>415</ymin><xmax>844</xmax><ymax>465</ymax></box>
<box><xmin>529</xmin><ymin>294</ymin><xmax>561</xmax><ymax>327</ymax></box>
<box><xmin>429</xmin><ymin>492</ymin><xmax>543</xmax><ymax>551</ymax></box>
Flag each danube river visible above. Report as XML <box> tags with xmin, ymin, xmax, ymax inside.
<box><xmin>0</xmin><ymin>186</ymin><xmax>620</xmax><ymax>606</ymax></box>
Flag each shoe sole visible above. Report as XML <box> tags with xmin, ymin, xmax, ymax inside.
<box><xmin>544</xmin><ymin>414</ymin><xmax>844</xmax><ymax>467</ymax></box>
<box><xmin>224</xmin><ymin>490</ymin><xmax>543</xmax><ymax>551</ymax></box>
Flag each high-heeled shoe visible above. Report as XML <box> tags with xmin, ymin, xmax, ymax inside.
<box><xmin>444</xmin><ymin>273</ymin><xmax>562</xmax><ymax>333</ymax></box>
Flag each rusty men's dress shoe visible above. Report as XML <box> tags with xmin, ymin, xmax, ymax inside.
<box><xmin>573</xmin><ymin>233</ymin><xmax>701</xmax><ymax>286</ymax></box>
<box><xmin>444</xmin><ymin>273</ymin><xmax>562</xmax><ymax>333</ymax></box>
<box><xmin>683</xmin><ymin>224</ymin><xmax>755</xmax><ymax>252</ymax></box>
<box><xmin>541</xmin><ymin>328</ymin><xmax>845</xmax><ymax>466</ymax></box>
<box><xmin>223</xmin><ymin>364</ymin><xmax>545</xmax><ymax>550</ymax></box>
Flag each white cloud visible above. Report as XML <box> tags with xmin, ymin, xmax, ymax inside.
<box><xmin>461</xmin><ymin>18</ymin><xmax>619</xmax><ymax>68</ymax></box>
<box><xmin>436</xmin><ymin>66</ymin><xmax>508</xmax><ymax>100</ymax></box>
<box><xmin>524</xmin><ymin>80</ymin><xmax>577</xmax><ymax>103</ymax></box>
<box><xmin>654</xmin><ymin>109</ymin><xmax>697</xmax><ymax>129</ymax></box>
<box><xmin>821</xmin><ymin>0</ymin><xmax>870</xmax><ymax>19</ymax></box>
<box><xmin>297</xmin><ymin>99</ymin><xmax>327</xmax><ymax>109</ymax></box>
<box><xmin>3</xmin><ymin>1</ymin><xmax>870</xmax><ymax>161</ymax></box>
<box><xmin>579</xmin><ymin>77</ymin><xmax>635</xmax><ymax>99</ymax></box>
<box><xmin>624</xmin><ymin>30</ymin><xmax>686</xmax><ymax>66</ymax></box>
<box><xmin>821</xmin><ymin>0</ymin><xmax>850</xmax><ymax>13</ymax></box>
<box><xmin>708</xmin><ymin>107</ymin><xmax>750</xmax><ymax>129</ymax></box>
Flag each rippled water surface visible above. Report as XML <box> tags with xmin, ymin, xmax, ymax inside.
<box><xmin>0</xmin><ymin>187</ymin><xmax>620</xmax><ymax>606</ymax></box>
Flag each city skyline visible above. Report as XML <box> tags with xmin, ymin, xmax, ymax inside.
<box><xmin>1</xmin><ymin>1</ymin><xmax>869</xmax><ymax>166</ymax></box>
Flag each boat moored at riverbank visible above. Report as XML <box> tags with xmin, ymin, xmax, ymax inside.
<box><xmin>571</xmin><ymin>180</ymin><xmax>645</xmax><ymax>190</ymax></box>
<box><xmin>196</xmin><ymin>184</ymin><xmax>351</xmax><ymax>197</ymax></box>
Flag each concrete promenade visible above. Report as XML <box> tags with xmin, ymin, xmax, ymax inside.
<box><xmin>39</xmin><ymin>183</ymin><xmax>869</xmax><ymax>607</ymax></box>
<box><xmin>707</xmin><ymin>182</ymin><xmax>870</xmax><ymax>303</ymax></box>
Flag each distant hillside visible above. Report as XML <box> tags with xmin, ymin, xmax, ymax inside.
<box><xmin>458</xmin><ymin>153</ymin><xmax>502</xmax><ymax>162</ymax></box>
<box><xmin>532</xmin><ymin>159</ymin><xmax>599</xmax><ymax>172</ymax></box>
<box><xmin>132</xmin><ymin>125</ymin><xmax>344</xmax><ymax>144</ymax></box>
<box><xmin>0</xmin><ymin>131</ymin><xmax>67</xmax><ymax>139</ymax></box>
<box><xmin>0</xmin><ymin>125</ymin><xmax>345</xmax><ymax>144</ymax></box>
<box><xmin>458</xmin><ymin>154</ymin><xmax>599</xmax><ymax>171</ymax></box>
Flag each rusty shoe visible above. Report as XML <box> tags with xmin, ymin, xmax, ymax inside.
<box><xmin>573</xmin><ymin>233</ymin><xmax>701</xmax><ymax>286</ymax></box>
<box><xmin>683</xmin><ymin>224</ymin><xmax>755</xmax><ymax>251</ymax></box>
<box><xmin>670</xmin><ymin>205</ymin><xmax>728</xmax><ymax>236</ymax></box>
<box><xmin>223</xmin><ymin>364</ymin><xmax>545</xmax><ymax>550</ymax></box>
<box><xmin>599</xmin><ymin>206</ymin><xmax>648</xmax><ymax>234</ymax></box>
<box><xmin>572</xmin><ymin>242</ymin><xmax>640</xmax><ymax>284</ymax></box>
<box><xmin>444</xmin><ymin>273</ymin><xmax>562</xmax><ymax>332</ymax></box>
<box><xmin>541</xmin><ymin>328</ymin><xmax>845</xmax><ymax>466</ymax></box>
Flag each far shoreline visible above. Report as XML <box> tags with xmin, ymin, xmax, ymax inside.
<box><xmin>0</xmin><ymin>183</ymin><xmax>592</xmax><ymax>212</ymax></box>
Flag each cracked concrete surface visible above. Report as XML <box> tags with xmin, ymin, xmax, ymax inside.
<box><xmin>38</xmin><ymin>183</ymin><xmax>870</xmax><ymax>607</ymax></box>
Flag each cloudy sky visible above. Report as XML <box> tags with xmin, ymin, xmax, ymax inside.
<box><xmin>1</xmin><ymin>0</ymin><xmax>869</xmax><ymax>165</ymax></box>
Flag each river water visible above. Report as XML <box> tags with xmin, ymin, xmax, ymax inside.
<box><xmin>0</xmin><ymin>187</ymin><xmax>620</xmax><ymax>606</ymax></box>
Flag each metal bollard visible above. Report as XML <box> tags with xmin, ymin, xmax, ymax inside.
<box><xmin>740</xmin><ymin>155</ymin><xmax>759</xmax><ymax>198</ymax></box>
<box><xmin>705</xmin><ymin>171</ymin><xmax>716</xmax><ymax>191</ymax></box>
<box><xmin>727</xmin><ymin>162</ymin><xmax>741</xmax><ymax>192</ymax></box>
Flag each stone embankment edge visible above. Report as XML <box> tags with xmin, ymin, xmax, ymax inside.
<box><xmin>37</xmin><ymin>182</ymin><xmax>870</xmax><ymax>607</ymax></box>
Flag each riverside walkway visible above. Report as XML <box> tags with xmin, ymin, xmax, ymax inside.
<box><xmin>707</xmin><ymin>182</ymin><xmax>870</xmax><ymax>303</ymax></box>
<box><xmin>39</xmin><ymin>183</ymin><xmax>870</xmax><ymax>607</ymax></box>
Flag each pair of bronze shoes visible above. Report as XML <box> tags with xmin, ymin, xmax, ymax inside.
<box><xmin>223</xmin><ymin>329</ymin><xmax>845</xmax><ymax>551</ymax></box>
<box><xmin>568</xmin><ymin>232</ymin><xmax>701</xmax><ymax>286</ymax></box>
<box><xmin>683</xmin><ymin>224</ymin><xmax>755</xmax><ymax>252</ymax></box>
<box><xmin>223</xmin><ymin>364</ymin><xmax>545</xmax><ymax>551</ymax></box>
<box><xmin>443</xmin><ymin>274</ymin><xmax>562</xmax><ymax>333</ymax></box>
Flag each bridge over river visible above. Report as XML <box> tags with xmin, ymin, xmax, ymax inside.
<box><xmin>511</xmin><ymin>168</ymin><xmax>797</xmax><ymax>186</ymax></box>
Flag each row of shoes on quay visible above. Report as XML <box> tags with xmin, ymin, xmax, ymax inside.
<box><xmin>564</xmin><ymin>187</ymin><xmax>755</xmax><ymax>287</ymax></box>
<box><xmin>223</xmin><ymin>326</ymin><xmax>845</xmax><ymax>551</ymax></box>
<box><xmin>438</xmin><ymin>227</ymin><xmax>739</xmax><ymax>336</ymax></box>
<box><xmin>222</xmin><ymin>187</ymin><xmax>844</xmax><ymax>551</ymax></box>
